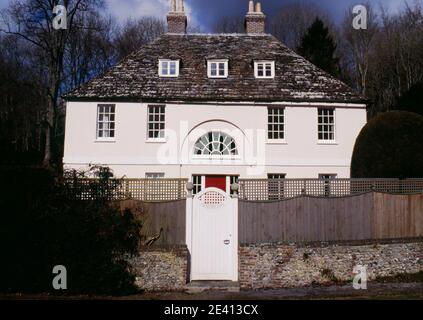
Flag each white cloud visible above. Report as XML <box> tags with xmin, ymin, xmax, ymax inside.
<box><xmin>106</xmin><ymin>0</ymin><xmax>200</xmax><ymax>29</ymax></box>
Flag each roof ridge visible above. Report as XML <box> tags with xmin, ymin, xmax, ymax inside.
<box><xmin>165</xmin><ymin>33</ymin><xmax>272</xmax><ymax>37</ymax></box>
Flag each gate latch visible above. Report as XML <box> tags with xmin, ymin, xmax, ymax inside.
<box><xmin>224</xmin><ymin>240</ymin><xmax>230</xmax><ymax>245</ymax></box>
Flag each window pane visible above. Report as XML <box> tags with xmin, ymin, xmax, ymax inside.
<box><xmin>148</xmin><ymin>105</ymin><xmax>165</xmax><ymax>139</ymax></box>
<box><xmin>318</xmin><ymin>108</ymin><xmax>335</xmax><ymax>140</ymax></box>
<box><xmin>266</xmin><ymin>64</ymin><xmax>272</xmax><ymax>76</ymax></box>
<box><xmin>169</xmin><ymin>62</ymin><xmax>176</xmax><ymax>75</ymax></box>
<box><xmin>258</xmin><ymin>65</ymin><xmax>264</xmax><ymax>76</ymax></box>
<box><xmin>194</xmin><ymin>132</ymin><xmax>238</xmax><ymax>156</ymax></box>
<box><xmin>161</xmin><ymin>61</ymin><xmax>168</xmax><ymax>75</ymax></box>
<box><xmin>97</xmin><ymin>105</ymin><xmax>115</xmax><ymax>139</ymax></box>
<box><xmin>211</xmin><ymin>63</ymin><xmax>217</xmax><ymax>71</ymax></box>
<box><xmin>267</xmin><ymin>107</ymin><xmax>284</xmax><ymax>140</ymax></box>
<box><xmin>219</xmin><ymin>63</ymin><xmax>225</xmax><ymax>75</ymax></box>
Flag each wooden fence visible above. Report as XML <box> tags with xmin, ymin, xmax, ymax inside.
<box><xmin>239</xmin><ymin>192</ymin><xmax>423</xmax><ymax>244</ymax></box>
<box><xmin>119</xmin><ymin>199</ymin><xmax>186</xmax><ymax>246</ymax></box>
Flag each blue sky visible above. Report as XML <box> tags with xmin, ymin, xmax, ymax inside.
<box><xmin>0</xmin><ymin>0</ymin><xmax>417</xmax><ymax>31</ymax></box>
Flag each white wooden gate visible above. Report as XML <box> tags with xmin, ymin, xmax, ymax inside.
<box><xmin>188</xmin><ymin>187</ymin><xmax>238</xmax><ymax>281</ymax></box>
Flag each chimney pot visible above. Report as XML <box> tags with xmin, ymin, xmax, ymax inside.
<box><xmin>248</xmin><ymin>1</ymin><xmax>254</xmax><ymax>13</ymax></box>
<box><xmin>179</xmin><ymin>0</ymin><xmax>184</xmax><ymax>12</ymax></box>
<box><xmin>256</xmin><ymin>2</ymin><xmax>262</xmax><ymax>13</ymax></box>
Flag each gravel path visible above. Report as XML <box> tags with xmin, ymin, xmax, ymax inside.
<box><xmin>2</xmin><ymin>282</ymin><xmax>423</xmax><ymax>300</ymax></box>
<box><xmin>137</xmin><ymin>282</ymin><xmax>423</xmax><ymax>300</ymax></box>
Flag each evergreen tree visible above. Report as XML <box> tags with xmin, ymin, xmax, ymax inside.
<box><xmin>297</xmin><ymin>18</ymin><xmax>340</xmax><ymax>77</ymax></box>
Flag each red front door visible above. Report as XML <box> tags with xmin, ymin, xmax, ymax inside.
<box><xmin>205</xmin><ymin>176</ymin><xmax>227</xmax><ymax>192</ymax></box>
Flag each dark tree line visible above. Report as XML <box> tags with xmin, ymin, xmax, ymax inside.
<box><xmin>215</xmin><ymin>2</ymin><xmax>423</xmax><ymax>117</ymax></box>
<box><xmin>1</xmin><ymin>1</ymin><xmax>423</xmax><ymax>167</ymax></box>
<box><xmin>0</xmin><ymin>0</ymin><xmax>165</xmax><ymax>167</ymax></box>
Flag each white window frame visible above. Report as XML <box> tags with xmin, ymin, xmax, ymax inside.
<box><xmin>267</xmin><ymin>107</ymin><xmax>285</xmax><ymax>142</ymax></box>
<box><xmin>319</xmin><ymin>174</ymin><xmax>337</xmax><ymax>196</ymax></box>
<box><xmin>319</xmin><ymin>174</ymin><xmax>337</xmax><ymax>180</ymax></box>
<box><xmin>147</xmin><ymin>105</ymin><xmax>166</xmax><ymax>141</ymax></box>
<box><xmin>192</xmin><ymin>175</ymin><xmax>203</xmax><ymax>195</ymax></box>
<box><xmin>158</xmin><ymin>59</ymin><xmax>179</xmax><ymax>77</ymax></box>
<box><xmin>267</xmin><ymin>173</ymin><xmax>286</xmax><ymax>200</ymax></box>
<box><xmin>254</xmin><ymin>61</ymin><xmax>275</xmax><ymax>79</ymax></box>
<box><xmin>145</xmin><ymin>173</ymin><xmax>165</xmax><ymax>179</ymax></box>
<box><xmin>96</xmin><ymin>104</ymin><xmax>116</xmax><ymax>141</ymax></box>
<box><xmin>207</xmin><ymin>59</ymin><xmax>228</xmax><ymax>78</ymax></box>
<box><xmin>193</xmin><ymin>131</ymin><xmax>240</xmax><ymax>160</ymax></box>
<box><xmin>318</xmin><ymin>108</ymin><xmax>336</xmax><ymax>143</ymax></box>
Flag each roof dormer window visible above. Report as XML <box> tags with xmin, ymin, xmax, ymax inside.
<box><xmin>208</xmin><ymin>59</ymin><xmax>228</xmax><ymax>78</ymax></box>
<box><xmin>159</xmin><ymin>59</ymin><xmax>179</xmax><ymax>77</ymax></box>
<box><xmin>255</xmin><ymin>61</ymin><xmax>275</xmax><ymax>79</ymax></box>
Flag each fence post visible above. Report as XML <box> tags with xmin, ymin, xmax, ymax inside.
<box><xmin>186</xmin><ymin>182</ymin><xmax>194</xmax><ymax>254</ymax></box>
<box><xmin>231</xmin><ymin>183</ymin><xmax>239</xmax><ymax>199</ymax></box>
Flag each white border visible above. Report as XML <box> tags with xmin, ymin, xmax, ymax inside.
<box><xmin>207</xmin><ymin>59</ymin><xmax>229</xmax><ymax>78</ymax></box>
<box><xmin>158</xmin><ymin>59</ymin><xmax>180</xmax><ymax>77</ymax></box>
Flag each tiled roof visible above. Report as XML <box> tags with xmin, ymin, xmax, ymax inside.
<box><xmin>65</xmin><ymin>33</ymin><xmax>365</xmax><ymax>103</ymax></box>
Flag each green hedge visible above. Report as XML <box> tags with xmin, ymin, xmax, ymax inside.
<box><xmin>351</xmin><ymin>111</ymin><xmax>423</xmax><ymax>178</ymax></box>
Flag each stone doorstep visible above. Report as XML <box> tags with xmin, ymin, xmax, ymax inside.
<box><xmin>185</xmin><ymin>281</ymin><xmax>240</xmax><ymax>294</ymax></box>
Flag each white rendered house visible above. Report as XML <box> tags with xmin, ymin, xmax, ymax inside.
<box><xmin>63</xmin><ymin>1</ymin><xmax>367</xmax><ymax>194</ymax></box>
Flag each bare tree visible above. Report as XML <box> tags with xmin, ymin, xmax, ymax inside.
<box><xmin>366</xmin><ymin>1</ymin><xmax>423</xmax><ymax>115</ymax></box>
<box><xmin>270</xmin><ymin>3</ymin><xmax>333</xmax><ymax>50</ymax></box>
<box><xmin>1</xmin><ymin>0</ymin><xmax>104</xmax><ymax>167</ymax></box>
<box><xmin>115</xmin><ymin>17</ymin><xmax>165</xmax><ymax>60</ymax></box>
<box><xmin>342</xmin><ymin>3</ymin><xmax>379</xmax><ymax>96</ymax></box>
<box><xmin>213</xmin><ymin>15</ymin><xmax>244</xmax><ymax>33</ymax></box>
<box><xmin>65</xmin><ymin>12</ymin><xmax>116</xmax><ymax>89</ymax></box>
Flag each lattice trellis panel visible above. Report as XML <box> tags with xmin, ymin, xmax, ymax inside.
<box><xmin>65</xmin><ymin>178</ymin><xmax>188</xmax><ymax>201</ymax></box>
<box><xmin>199</xmin><ymin>190</ymin><xmax>227</xmax><ymax>208</ymax></box>
<box><xmin>239</xmin><ymin>179</ymin><xmax>423</xmax><ymax>201</ymax></box>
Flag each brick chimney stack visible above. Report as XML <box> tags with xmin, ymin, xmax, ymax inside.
<box><xmin>167</xmin><ymin>0</ymin><xmax>187</xmax><ymax>34</ymax></box>
<box><xmin>245</xmin><ymin>1</ymin><xmax>266</xmax><ymax>34</ymax></box>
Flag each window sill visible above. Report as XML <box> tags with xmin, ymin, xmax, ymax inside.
<box><xmin>95</xmin><ymin>139</ymin><xmax>116</xmax><ymax>143</ymax></box>
<box><xmin>146</xmin><ymin>139</ymin><xmax>167</xmax><ymax>144</ymax></box>
<box><xmin>267</xmin><ymin>140</ymin><xmax>287</xmax><ymax>145</ymax></box>
<box><xmin>159</xmin><ymin>75</ymin><xmax>179</xmax><ymax>78</ymax></box>
<box><xmin>317</xmin><ymin>141</ymin><xmax>338</xmax><ymax>145</ymax></box>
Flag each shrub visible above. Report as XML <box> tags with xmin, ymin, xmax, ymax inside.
<box><xmin>351</xmin><ymin>111</ymin><xmax>423</xmax><ymax>178</ymax></box>
<box><xmin>0</xmin><ymin>166</ymin><xmax>142</xmax><ymax>295</ymax></box>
